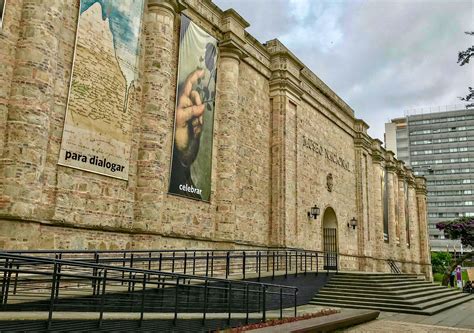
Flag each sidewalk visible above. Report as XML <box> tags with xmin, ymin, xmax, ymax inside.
<box><xmin>342</xmin><ymin>298</ymin><xmax>474</xmax><ymax>332</ymax></box>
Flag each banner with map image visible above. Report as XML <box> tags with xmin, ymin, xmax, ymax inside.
<box><xmin>0</xmin><ymin>0</ymin><xmax>6</xmax><ymax>29</ymax></box>
<box><xmin>58</xmin><ymin>0</ymin><xmax>144</xmax><ymax>180</ymax></box>
<box><xmin>168</xmin><ymin>15</ymin><xmax>218</xmax><ymax>201</ymax></box>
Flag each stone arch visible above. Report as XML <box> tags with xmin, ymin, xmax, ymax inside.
<box><xmin>322</xmin><ymin>206</ymin><xmax>338</xmax><ymax>269</ymax></box>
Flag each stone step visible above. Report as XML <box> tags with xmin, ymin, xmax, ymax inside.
<box><xmin>311</xmin><ymin>271</ymin><xmax>473</xmax><ymax>316</ymax></box>
<box><xmin>309</xmin><ymin>294</ymin><xmax>472</xmax><ymax>315</ymax></box>
<box><xmin>321</xmin><ymin>284</ymin><xmax>449</xmax><ymax>297</ymax></box>
<box><xmin>417</xmin><ymin>294</ymin><xmax>473</xmax><ymax>315</ymax></box>
<box><xmin>312</xmin><ymin>292</ymin><xmax>467</xmax><ymax>310</ymax></box>
<box><xmin>324</xmin><ymin>281</ymin><xmax>433</xmax><ymax>290</ymax></box>
<box><xmin>317</xmin><ymin>286</ymin><xmax>458</xmax><ymax>300</ymax></box>
<box><xmin>309</xmin><ymin>300</ymin><xmax>429</xmax><ymax>315</ymax></box>
<box><xmin>326</xmin><ymin>279</ymin><xmax>431</xmax><ymax>286</ymax></box>
<box><xmin>335</xmin><ymin>273</ymin><xmax>421</xmax><ymax>278</ymax></box>
<box><xmin>330</xmin><ymin>276</ymin><xmax>422</xmax><ymax>283</ymax></box>
<box><xmin>313</xmin><ymin>290</ymin><xmax>466</xmax><ymax>307</ymax></box>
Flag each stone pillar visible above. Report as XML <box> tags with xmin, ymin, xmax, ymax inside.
<box><xmin>386</xmin><ymin>164</ymin><xmax>397</xmax><ymax>250</ymax></box>
<box><xmin>135</xmin><ymin>0</ymin><xmax>182</xmax><ymax>228</ymax></box>
<box><xmin>215</xmin><ymin>42</ymin><xmax>243</xmax><ymax>239</ymax></box>
<box><xmin>266</xmin><ymin>39</ymin><xmax>304</xmax><ymax>248</ymax></box>
<box><xmin>213</xmin><ymin>10</ymin><xmax>249</xmax><ymax>240</ymax></box>
<box><xmin>416</xmin><ymin>177</ymin><xmax>432</xmax><ymax>280</ymax></box>
<box><xmin>370</xmin><ymin>140</ymin><xmax>385</xmax><ymax>271</ymax></box>
<box><xmin>1</xmin><ymin>0</ymin><xmax>62</xmax><ymax>217</ymax></box>
<box><xmin>269</xmin><ymin>94</ymin><xmax>286</xmax><ymax>247</ymax></box>
<box><xmin>354</xmin><ymin>119</ymin><xmax>371</xmax><ymax>271</ymax></box>
<box><xmin>408</xmin><ymin>183</ymin><xmax>420</xmax><ymax>273</ymax></box>
<box><xmin>0</xmin><ymin>0</ymin><xmax>24</xmax><ymax>158</ymax></box>
<box><xmin>397</xmin><ymin>174</ymin><xmax>408</xmax><ymax>272</ymax></box>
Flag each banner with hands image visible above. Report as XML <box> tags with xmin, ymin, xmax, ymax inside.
<box><xmin>169</xmin><ymin>15</ymin><xmax>218</xmax><ymax>201</ymax></box>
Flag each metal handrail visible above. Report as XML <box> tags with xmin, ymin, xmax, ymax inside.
<box><xmin>0</xmin><ymin>252</ymin><xmax>298</xmax><ymax>330</ymax></box>
<box><xmin>5</xmin><ymin>248</ymin><xmax>338</xmax><ymax>281</ymax></box>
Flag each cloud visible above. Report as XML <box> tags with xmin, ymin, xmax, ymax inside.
<box><xmin>213</xmin><ymin>0</ymin><xmax>473</xmax><ymax>141</ymax></box>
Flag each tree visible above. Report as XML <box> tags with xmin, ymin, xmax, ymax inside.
<box><xmin>431</xmin><ymin>252</ymin><xmax>452</xmax><ymax>274</ymax></box>
<box><xmin>436</xmin><ymin>217</ymin><xmax>474</xmax><ymax>248</ymax></box>
<box><xmin>436</xmin><ymin>217</ymin><xmax>474</xmax><ymax>285</ymax></box>
<box><xmin>457</xmin><ymin>31</ymin><xmax>474</xmax><ymax>108</ymax></box>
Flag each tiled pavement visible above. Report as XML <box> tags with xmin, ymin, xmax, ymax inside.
<box><xmin>343</xmin><ymin>298</ymin><xmax>474</xmax><ymax>332</ymax></box>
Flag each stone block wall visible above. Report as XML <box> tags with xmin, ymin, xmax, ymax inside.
<box><xmin>0</xmin><ymin>0</ymin><xmax>431</xmax><ymax>277</ymax></box>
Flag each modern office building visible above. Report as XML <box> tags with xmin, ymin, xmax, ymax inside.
<box><xmin>385</xmin><ymin>107</ymin><xmax>474</xmax><ymax>253</ymax></box>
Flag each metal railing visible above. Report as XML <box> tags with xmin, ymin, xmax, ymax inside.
<box><xmin>387</xmin><ymin>259</ymin><xmax>402</xmax><ymax>274</ymax></box>
<box><xmin>0</xmin><ymin>252</ymin><xmax>298</xmax><ymax>330</ymax></box>
<box><xmin>5</xmin><ymin>248</ymin><xmax>338</xmax><ymax>281</ymax></box>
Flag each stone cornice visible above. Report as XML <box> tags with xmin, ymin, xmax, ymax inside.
<box><xmin>300</xmin><ymin>67</ymin><xmax>355</xmax><ymax>118</ymax></box>
<box><xmin>384</xmin><ymin>150</ymin><xmax>397</xmax><ymax>173</ymax></box>
<box><xmin>395</xmin><ymin>160</ymin><xmax>407</xmax><ymax>178</ymax></box>
<box><xmin>406</xmin><ymin>175</ymin><xmax>417</xmax><ymax>187</ymax></box>
<box><xmin>219</xmin><ymin>32</ymin><xmax>248</xmax><ymax>61</ymax></box>
<box><xmin>415</xmin><ymin>177</ymin><xmax>427</xmax><ymax>195</ymax></box>
<box><xmin>148</xmin><ymin>0</ymin><xmax>186</xmax><ymax>13</ymax></box>
<box><xmin>354</xmin><ymin>119</ymin><xmax>372</xmax><ymax>150</ymax></box>
<box><xmin>371</xmin><ymin>139</ymin><xmax>384</xmax><ymax>164</ymax></box>
<box><xmin>267</xmin><ymin>39</ymin><xmax>304</xmax><ymax>100</ymax></box>
<box><xmin>222</xmin><ymin>8</ymin><xmax>250</xmax><ymax>29</ymax></box>
<box><xmin>265</xmin><ymin>39</ymin><xmax>306</xmax><ymax>70</ymax></box>
<box><xmin>269</xmin><ymin>75</ymin><xmax>304</xmax><ymax>102</ymax></box>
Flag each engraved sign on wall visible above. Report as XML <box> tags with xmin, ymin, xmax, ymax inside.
<box><xmin>58</xmin><ymin>0</ymin><xmax>144</xmax><ymax>180</ymax></box>
<box><xmin>168</xmin><ymin>15</ymin><xmax>218</xmax><ymax>201</ymax></box>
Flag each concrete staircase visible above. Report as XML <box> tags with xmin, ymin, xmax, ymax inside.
<box><xmin>310</xmin><ymin>272</ymin><xmax>473</xmax><ymax>315</ymax></box>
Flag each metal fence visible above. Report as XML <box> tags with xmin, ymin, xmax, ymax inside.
<box><xmin>5</xmin><ymin>248</ymin><xmax>338</xmax><ymax>280</ymax></box>
<box><xmin>1</xmin><ymin>252</ymin><xmax>300</xmax><ymax>330</ymax></box>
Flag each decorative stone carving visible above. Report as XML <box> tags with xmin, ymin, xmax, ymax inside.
<box><xmin>327</xmin><ymin>173</ymin><xmax>334</xmax><ymax>192</ymax></box>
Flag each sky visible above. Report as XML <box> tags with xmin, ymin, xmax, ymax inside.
<box><xmin>213</xmin><ymin>0</ymin><xmax>474</xmax><ymax>141</ymax></box>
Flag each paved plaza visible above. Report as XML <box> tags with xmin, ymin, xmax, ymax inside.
<box><xmin>279</xmin><ymin>297</ymin><xmax>474</xmax><ymax>332</ymax></box>
<box><xmin>343</xmin><ymin>298</ymin><xmax>474</xmax><ymax>332</ymax></box>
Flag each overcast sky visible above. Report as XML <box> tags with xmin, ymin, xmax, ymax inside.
<box><xmin>213</xmin><ymin>0</ymin><xmax>473</xmax><ymax>141</ymax></box>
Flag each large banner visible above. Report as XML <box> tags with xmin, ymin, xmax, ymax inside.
<box><xmin>58</xmin><ymin>0</ymin><xmax>144</xmax><ymax>180</ymax></box>
<box><xmin>0</xmin><ymin>0</ymin><xmax>5</xmax><ymax>29</ymax></box>
<box><xmin>168</xmin><ymin>15</ymin><xmax>218</xmax><ymax>201</ymax></box>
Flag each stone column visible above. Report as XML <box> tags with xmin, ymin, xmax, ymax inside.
<box><xmin>397</xmin><ymin>174</ymin><xmax>408</xmax><ymax>272</ymax></box>
<box><xmin>354</xmin><ymin>120</ymin><xmax>371</xmax><ymax>271</ymax></box>
<box><xmin>266</xmin><ymin>39</ymin><xmax>304</xmax><ymax>248</ymax></box>
<box><xmin>386</xmin><ymin>165</ymin><xmax>398</xmax><ymax>249</ymax></box>
<box><xmin>135</xmin><ymin>0</ymin><xmax>182</xmax><ymax>228</ymax></box>
<box><xmin>0</xmin><ymin>0</ymin><xmax>24</xmax><ymax>158</ymax></box>
<box><xmin>370</xmin><ymin>140</ymin><xmax>385</xmax><ymax>271</ymax></box>
<box><xmin>1</xmin><ymin>0</ymin><xmax>62</xmax><ymax>218</ymax></box>
<box><xmin>408</xmin><ymin>183</ymin><xmax>420</xmax><ymax>273</ymax></box>
<box><xmin>215</xmin><ymin>42</ymin><xmax>243</xmax><ymax>239</ymax></box>
<box><xmin>416</xmin><ymin>177</ymin><xmax>432</xmax><ymax>280</ymax></box>
<box><xmin>269</xmin><ymin>94</ymin><xmax>286</xmax><ymax>247</ymax></box>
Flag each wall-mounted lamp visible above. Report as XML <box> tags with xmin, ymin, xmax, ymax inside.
<box><xmin>347</xmin><ymin>217</ymin><xmax>357</xmax><ymax>229</ymax></box>
<box><xmin>307</xmin><ymin>205</ymin><xmax>320</xmax><ymax>220</ymax></box>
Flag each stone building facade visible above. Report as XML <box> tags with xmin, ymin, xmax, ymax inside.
<box><xmin>0</xmin><ymin>0</ymin><xmax>431</xmax><ymax>278</ymax></box>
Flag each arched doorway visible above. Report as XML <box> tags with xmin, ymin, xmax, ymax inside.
<box><xmin>322</xmin><ymin>207</ymin><xmax>338</xmax><ymax>270</ymax></box>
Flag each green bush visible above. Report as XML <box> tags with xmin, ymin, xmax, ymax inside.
<box><xmin>433</xmin><ymin>273</ymin><xmax>444</xmax><ymax>283</ymax></box>
<box><xmin>431</xmin><ymin>252</ymin><xmax>452</xmax><ymax>274</ymax></box>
